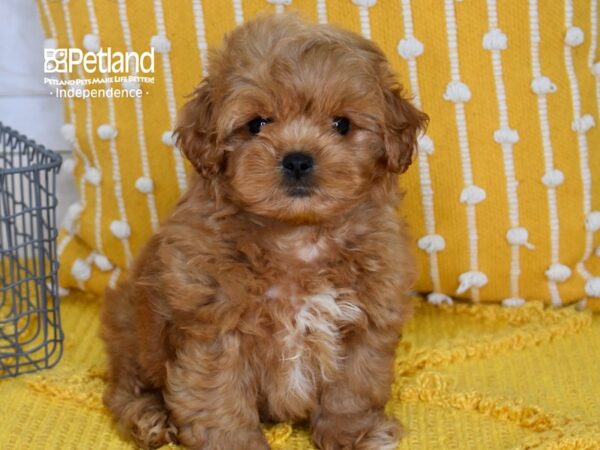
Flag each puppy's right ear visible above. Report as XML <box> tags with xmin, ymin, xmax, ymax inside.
<box><xmin>175</xmin><ymin>80</ymin><xmax>222</xmax><ymax>177</ymax></box>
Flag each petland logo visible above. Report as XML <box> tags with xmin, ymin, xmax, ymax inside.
<box><xmin>44</xmin><ymin>48</ymin><xmax>155</xmax><ymax>74</ymax></box>
<box><xmin>44</xmin><ymin>48</ymin><xmax>155</xmax><ymax>99</ymax></box>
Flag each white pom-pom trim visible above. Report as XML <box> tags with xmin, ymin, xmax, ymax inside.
<box><xmin>61</xmin><ymin>123</ymin><xmax>76</xmax><ymax>144</ymax></box>
<box><xmin>443</xmin><ymin>81</ymin><xmax>472</xmax><ymax>103</ymax></box>
<box><xmin>63</xmin><ymin>202</ymin><xmax>83</xmax><ymax>234</ymax></box>
<box><xmin>417</xmin><ymin>234</ymin><xmax>446</xmax><ymax>253</ymax></box>
<box><xmin>67</xmin><ymin>202</ymin><xmax>84</xmax><ymax>220</ymax></box>
<box><xmin>482</xmin><ymin>29</ymin><xmax>507</xmax><ymax>51</ymax></box>
<box><xmin>502</xmin><ymin>297</ymin><xmax>526</xmax><ymax>308</ymax></box>
<box><xmin>427</xmin><ymin>292</ymin><xmax>453</xmax><ymax>305</ymax></box>
<box><xmin>44</xmin><ymin>38</ymin><xmax>57</xmax><ymax>49</ymax></box>
<box><xmin>593</xmin><ymin>62</ymin><xmax>600</xmax><ymax>77</ymax></box>
<box><xmin>122</xmin><ymin>79</ymin><xmax>140</xmax><ymax>91</ymax></box>
<box><xmin>97</xmin><ymin>124</ymin><xmax>118</xmax><ymax>140</ymax></box>
<box><xmin>135</xmin><ymin>176</ymin><xmax>154</xmax><ymax>194</ymax></box>
<box><xmin>110</xmin><ymin>220</ymin><xmax>131</xmax><ymax>239</ymax></box>
<box><xmin>267</xmin><ymin>0</ymin><xmax>292</xmax><ymax>4</ymax></box>
<box><xmin>456</xmin><ymin>271</ymin><xmax>488</xmax><ymax>294</ymax></box>
<box><xmin>84</xmin><ymin>167</ymin><xmax>101</xmax><ymax>186</ymax></box>
<box><xmin>585</xmin><ymin>278</ymin><xmax>600</xmax><ymax>298</ymax></box>
<box><xmin>161</xmin><ymin>130</ymin><xmax>175</xmax><ymax>146</ymax></box>
<box><xmin>585</xmin><ymin>211</ymin><xmax>600</xmax><ymax>232</ymax></box>
<box><xmin>565</xmin><ymin>26</ymin><xmax>584</xmax><ymax>47</ymax></box>
<box><xmin>397</xmin><ymin>37</ymin><xmax>424</xmax><ymax>59</ymax></box>
<box><xmin>506</xmin><ymin>227</ymin><xmax>534</xmax><ymax>249</ymax></box>
<box><xmin>62</xmin><ymin>157</ymin><xmax>76</xmax><ymax>174</ymax></box>
<box><xmin>542</xmin><ymin>169</ymin><xmax>564</xmax><ymax>187</ymax></box>
<box><xmin>150</xmin><ymin>35</ymin><xmax>171</xmax><ymax>53</ymax></box>
<box><xmin>460</xmin><ymin>185</ymin><xmax>486</xmax><ymax>205</ymax></box>
<box><xmin>93</xmin><ymin>254</ymin><xmax>113</xmax><ymax>272</ymax></box>
<box><xmin>83</xmin><ymin>33</ymin><xmax>100</xmax><ymax>52</ymax></box>
<box><xmin>571</xmin><ymin>115</ymin><xmax>595</xmax><ymax>134</ymax></box>
<box><xmin>351</xmin><ymin>0</ymin><xmax>377</xmax><ymax>6</ymax></box>
<box><xmin>545</xmin><ymin>263</ymin><xmax>572</xmax><ymax>282</ymax></box>
<box><xmin>531</xmin><ymin>76</ymin><xmax>557</xmax><ymax>95</ymax></box>
<box><xmin>417</xmin><ymin>135</ymin><xmax>434</xmax><ymax>154</ymax></box>
<box><xmin>58</xmin><ymin>286</ymin><xmax>71</xmax><ymax>297</ymax></box>
<box><xmin>71</xmin><ymin>258</ymin><xmax>91</xmax><ymax>282</ymax></box>
<box><xmin>494</xmin><ymin>127</ymin><xmax>519</xmax><ymax>145</ymax></box>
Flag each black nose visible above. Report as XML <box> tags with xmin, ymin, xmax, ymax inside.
<box><xmin>281</xmin><ymin>152</ymin><xmax>314</xmax><ymax>180</ymax></box>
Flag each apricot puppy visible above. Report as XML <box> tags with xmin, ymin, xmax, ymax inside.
<box><xmin>101</xmin><ymin>13</ymin><xmax>426</xmax><ymax>450</ymax></box>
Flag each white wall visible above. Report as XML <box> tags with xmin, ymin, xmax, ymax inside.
<box><xmin>0</xmin><ymin>0</ymin><xmax>78</xmax><ymax>225</ymax></box>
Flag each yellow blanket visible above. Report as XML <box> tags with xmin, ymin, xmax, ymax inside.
<box><xmin>1</xmin><ymin>295</ymin><xmax>599</xmax><ymax>449</ymax></box>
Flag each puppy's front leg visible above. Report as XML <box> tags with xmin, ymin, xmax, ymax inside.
<box><xmin>310</xmin><ymin>329</ymin><xmax>402</xmax><ymax>450</ymax></box>
<box><xmin>164</xmin><ymin>333</ymin><xmax>269</xmax><ymax>450</ymax></box>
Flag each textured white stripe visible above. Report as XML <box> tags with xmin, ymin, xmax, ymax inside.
<box><xmin>64</xmin><ymin>98</ymin><xmax>89</xmax><ymax>239</ymax></box>
<box><xmin>401</xmin><ymin>0</ymin><xmax>443</xmax><ymax>296</ymax></box>
<box><xmin>485</xmin><ymin>0</ymin><xmax>522</xmax><ymax>300</ymax></box>
<box><xmin>317</xmin><ymin>0</ymin><xmax>328</xmax><ymax>24</ymax></box>
<box><xmin>529</xmin><ymin>0</ymin><xmax>563</xmax><ymax>306</ymax></box>
<box><xmin>101</xmin><ymin>89</ymin><xmax>133</xmax><ymax>268</ymax></box>
<box><xmin>444</xmin><ymin>0</ymin><xmax>480</xmax><ymax>302</ymax></box>
<box><xmin>529</xmin><ymin>0</ymin><xmax>562</xmax><ymax>306</ymax></box>
<box><xmin>153</xmin><ymin>0</ymin><xmax>188</xmax><ymax>194</ymax></box>
<box><xmin>57</xmin><ymin>230</ymin><xmax>73</xmax><ymax>259</ymax></box>
<box><xmin>192</xmin><ymin>0</ymin><xmax>209</xmax><ymax>78</ymax></box>
<box><xmin>40</xmin><ymin>0</ymin><xmax>89</xmax><ymax>250</ymax></box>
<box><xmin>62</xmin><ymin>0</ymin><xmax>104</xmax><ymax>255</ymax></box>
<box><xmin>275</xmin><ymin>4</ymin><xmax>285</xmax><ymax>14</ymax></box>
<box><xmin>564</xmin><ymin>0</ymin><xmax>595</xmax><ymax>275</ymax></box>
<box><xmin>108</xmin><ymin>267</ymin><xmax>122</xmax><ymax>289</ymax></box>
<box><xmin>577</xmin><ymin>262</ymin><xmax>592</xmax><ymax>279</ymax></box>
<box><xmin>85</xmin><ymin>0</ymin><xmax>99</xmax><ymax>34</ymax></box>
<box><xmin>232</xmin><ymin>0</ymin><xmax>244</xmax><ymax>25</ymax></box>
<box><xmin>590</xmin><ymin>0</ymin><xmax>598</xmax><ymax>69</ymax></box>
<box><xmin>357</xmin><ymin>6</ymin><xmax>371</xmax><ymax>39</ymax></box>
<box><xmin>85</xmin><ymin>0</ymin><xmax>134</xmax><ymax>266</ymax></box>
<box><xmin>591</xmin><ymin>0</ymin><xmax>600</xmax><ymax>157</ymax></box>
<box><xmin>117</xmin><ymin>0</ymin><xmax>159</xmax><ymax>232</ymax></box>
<box><xmin>39</xmin><ymin>0</ymin><xmax>58</xmax><ymax>39</ymax></box>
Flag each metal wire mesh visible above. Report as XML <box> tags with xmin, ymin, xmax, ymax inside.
<box><xmin>0</xmin><ymin>122</ymin><xmax>63</xmax><ymax>378</ymax></box>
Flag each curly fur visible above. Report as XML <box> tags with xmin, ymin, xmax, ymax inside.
<box><xmin>101</xmin><ymin>13</ymin><xmax>426</xmax><ymax>450</ymax></box>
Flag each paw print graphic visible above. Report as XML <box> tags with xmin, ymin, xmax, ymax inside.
<box><xmin>44</xmin><ymin>48</ymin><xmax>68</xmax><ymax>73</ymax></box>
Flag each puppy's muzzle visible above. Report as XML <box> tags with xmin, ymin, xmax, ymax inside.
<box><xmin>281</xmin><ymin>151</ymin><xmax>314</xmax><ymax>197</ymax></box>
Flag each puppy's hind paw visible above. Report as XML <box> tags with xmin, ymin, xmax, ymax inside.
<box><xmin>130</xmin><ymin>407</ymin><xmax>178</xmax><ymax>450</ymax></box>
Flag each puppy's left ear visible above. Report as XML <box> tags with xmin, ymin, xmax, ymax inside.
<box><xmin>382</xmin><ymin>86</ymin><xmax>428</xmax><ymax>174</ymax></box>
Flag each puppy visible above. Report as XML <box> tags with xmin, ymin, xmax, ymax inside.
<box><xmin>101</xmin><ymin>13</ymin><xmax>426</xmax><ymax>450</ymax></box>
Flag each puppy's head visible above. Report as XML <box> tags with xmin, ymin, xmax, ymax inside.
<box><xmin>176</xmin><ymin>14</ymin><xmax>427</xmax><ymax>223</ymax></box>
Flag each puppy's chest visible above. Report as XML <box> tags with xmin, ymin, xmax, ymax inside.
<box><xmin>256</xmin><ymin>288</ymin><xmax>364</xmax><ymax>418</ymax></box>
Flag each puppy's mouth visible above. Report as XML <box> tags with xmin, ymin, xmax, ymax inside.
<box><xmin>286</xmin><ymin>186</ymin><xmax>314</xmax><ymax>198</ymax></box>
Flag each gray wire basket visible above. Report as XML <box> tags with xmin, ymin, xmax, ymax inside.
<box><xmin>0</xmin><ymin>122</ymin><xmax>63</xmax><ymax>378</ymax></box>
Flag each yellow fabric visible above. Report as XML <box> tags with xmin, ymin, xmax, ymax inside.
<box><xmin>37</xmin><ymin>0</ymin><xmax>600</xmax><ymax>307</ymax></box>
<box><xmin>1</xmin><ymin>293</ymin><xmax>599</xmax><ymax>449</ymax></box>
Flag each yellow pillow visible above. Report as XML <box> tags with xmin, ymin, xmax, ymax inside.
<box><xmin>38</xmin><ymin>0</ymin><xmax>600</xmax><ymax>309</ymax></box>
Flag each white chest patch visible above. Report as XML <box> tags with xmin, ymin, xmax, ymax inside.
<box><xmin>296</xmin><ymin>243</ymin><xmax>321</xmax><ymax>262</ymax></box>
<box><xmin>280</xmin><ymin>290</ymin><xmax>364</xmax><ymax>401</ymax></box>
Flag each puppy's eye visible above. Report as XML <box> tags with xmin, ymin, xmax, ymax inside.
<box><xmin>248</xmin><ymin>117</ymin><xmax>271</xmax><ymax>135</ymax></box>
<box><xmin>332</xmin><ymin>117</ymin><xmax>350</xmax><ymax>135</ymax></box>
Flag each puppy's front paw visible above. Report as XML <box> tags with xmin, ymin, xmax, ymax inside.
<box><xmin>178</xmin><ymin>423</ymin><xmax>270</xmax><ymax>450</ymax></box>
<box><xmin>354</xmin><ymin>416</ymin><xmax>401</xmax><ymax>450</ymax></box>
<box><xmin>311</xmin><ymin>411</ymin><xmax>401</xmax><ymax>450</ymax></box>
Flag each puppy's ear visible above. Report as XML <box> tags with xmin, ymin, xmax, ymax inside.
<box><xmin>175</xmin><ymin>80</ymin><xmax>222</xmax><ymax>177</ymax></box>
<box><xmin>382</xmin><ymin>86</ymin><xmax>428</xmax><ymax>174</ymax></box>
